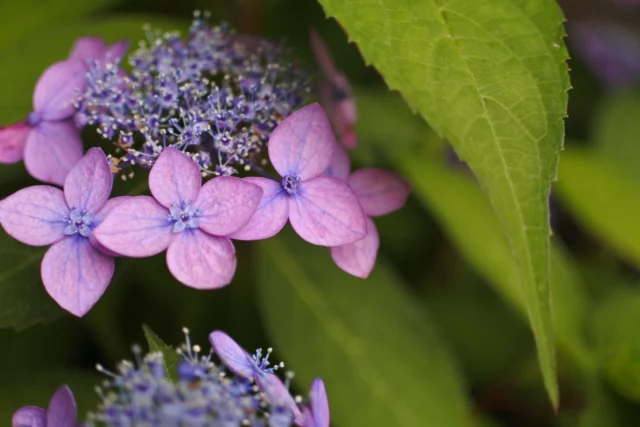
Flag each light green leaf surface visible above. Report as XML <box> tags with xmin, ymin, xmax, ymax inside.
<box><xmin>316</xmin><ymin>0</ymin><xmax>569</xmax><ymax>405</ymax></box>
<box><xmin>257</xmin><ymin>231</ymin><xmax>474</xmax><ymax>427</ymax></box>
<box><xmin>143</xmin><ymin>324</ymin><xmax>181</xmax><ymax>383</ymax></box>
<box><xmin>555</xmin><ymin>148</ymin><xmax>640</xmax><ymax>267</ymax></box>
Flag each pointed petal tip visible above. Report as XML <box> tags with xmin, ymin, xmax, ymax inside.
<box><xmin>64</xmin><ymin>147</ymin><xmax>112</xmax><ymax>213</ymax></box>
<box><xmin>0</xmin><ymin>123</ymin><xmax>30</xmax><ymax>164</ymax></box>
<box><xmin>149</xmin><ymin>147</ymin><xmax>202</xmax><ymax>208</ymax></box>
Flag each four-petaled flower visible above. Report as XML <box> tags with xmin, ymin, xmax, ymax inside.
<box><xmin>0</xmin><ymin>59</ymin><xmax>87</xmax><ymax>184</ymax></box>
<box><xmin>231</xmin><ymin>103</ymin><xmax>367</xmax><ymax>246</ymax></box>
<box><xmin>12</xmin><ymin>385</ymin><xmax>77</xmax><ymax>427</ymax></box>
<box><xmin>94</xmin><ymin>147</ymin><xmax>263</xmax><ymax>289</ymax></box>
<box><xmin>302</xmin><ymin>378</ymin><xmax>330</xmax><ymax>427</ymax></box>
<box><xmin>0</xmin><ymin>148</ymin><xmax>125</xmax><ymax>316</ymax></box>
<box><xmin>310</xmin><ymin>29</ymin><xmax>358</xmax><ymax>150</ymax></box>
<box><xmin>327</xmin><ymin>145</ymin><xmax>411</xmax><ymax>278</ymax></box>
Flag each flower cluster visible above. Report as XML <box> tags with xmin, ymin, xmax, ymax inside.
<box><xmin>11</xmin><ymin>329</ymin><xmax>329</xmax><ymax>427</ymax></box>
<box><xmin>0</xmin><ymin>15</ymin><xmax>410</xmax><ymax>318</ymax></box>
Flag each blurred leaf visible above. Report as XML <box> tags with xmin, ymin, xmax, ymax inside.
<box><xmin>257</xmin><ymin>230</ymin><xmax>474</xmax><ymax>427</ymax></box>
<box><xmin>593</xmin><ymin>289</ymin><xmax>640</xmax><ymax>402</ymax></box>
<box><xmin>0</xmin><ymin>14</ymin><xmax>188</xmax><ymax>124</ymax></box>
<box><xmin>0</xmin><ymin>0</ymin><xmax>116</xmax><ymax>50</ymax></box>
<box><xmin>0</xmin><ymin>369</ymin><xmax>99</xmax><ymax>425</ymax></box>
<box><xmin>143</xmin><ymin>324</ymin><xmax>180</xmax><ymax>383</ymax></box>
<box><xmin>555</xmin><ymin>148</ymin><xmax>640</xmax><ymax>267</ymax></box>
<box><xmin>0</xmin><ymin>235</ymin><xmax>63</xmax><ymax>330</ymax></box>
<box><xmin>593</xmin><ymin>90</ymin><xmax>640</xmax><ymax>179</ymax></box>
<box><xmin>579</xmin><ymin>380</ymin><xmax>640</xmax><ymax>427</ymax></box>
<box><xmin>357</xmin><ymin>90</ymin><xmax>594</xmax><ymax>376</ymax></box>
<box><xmin>316</xmin><ymin>0</ymin><xmax>570</xmax><ymax>405</ymax></box>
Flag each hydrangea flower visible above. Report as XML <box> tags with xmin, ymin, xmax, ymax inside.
<box><xmin>310</xmin><ymin>29</ymin><xmax>357</xmax><ymax>150</ymax></box>
<box><xmin>0</xmin><ymin>59</ymin><xmax>86</xmax><ymax>184</ymax></box>
<box><xmin>0</xmin><ymin>148</ymin><xmax>125</xmax><ymax>316</ymax></box>
<box><xmin>94</xmin><ymin>147</ymin><xmax>262</xmax><ymax>289</ymax></box>
<box><xmin>327</xmin><ymin>145</ymin><xmax>411</xmax><ymax>278</ymax></box>
<box><xmin>13</xmin><ymin>328</ymin><xmax>331</xmax><ymax>427</ymax></box>
<box><xmin>230</xmin><ymin>103</ymin><xmax>367</xmax><ymax>246</ymax></box>
<box><xmin>12</xmin><ymin>385</ymin><xmax>76</xmax><ymax>427</ymax></box>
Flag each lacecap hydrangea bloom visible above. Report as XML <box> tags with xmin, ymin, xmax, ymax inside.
<box><xmin>12</xmin><ymin>329</ymin><xmax>330</xmax><ymax>427</ymax></box>
<box><xmin>0</xmin><ymin>13</ymin><xmax>410</xmax><ymax>317</ymax></box>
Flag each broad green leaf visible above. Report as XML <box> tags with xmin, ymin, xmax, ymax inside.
<box><xmin>257</xmin><ymin>230</ymin><xmax>474</xmax><ymax>427</ymax></box>
<box><xmin>593</xmin><ymin>290</ymin><xmax>640</xmax><ymax>402</ymax></box>
<box><xmin>0</xmin><ymin>236</ymin><xmax>62</xmax><ymax>330</ymax></box>
<box><xmin>143</xmin><ymin>324</ymin><xmax>181</xmax><ymax>383</ymax></box>
<box><xmin>356</xmin><ymin>90</ymin><xmax>594</xmax><ymax>376</ymax></box>
<box><xmin>0</xmin><ymin>15</ymin><xmax>188</xmax><ymax>124</ymax></box>
<box><xmin>594</xmin><ymin>90</ymin><xmax>640</xmax><ymax>176</ymax></box>
<box><xmin>316</xmin><ymin>0</ymin><xmax>570</xmax><ymax>405</ymax></box>
<box><xmin>555</xmin><ymin>148</ymin><xmax>640</xmax><ymax>267</ymax></box>
<box><xmin>0</xmin><ymin>0</ymin><xmax>116</xmax><ymax>50</ymax></box>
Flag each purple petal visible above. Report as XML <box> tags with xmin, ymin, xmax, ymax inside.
<box><xmin>12</xmin><ymin>407</ymin><xmax>46</xmax><ymax>427</ymax></box>
<box><xmin>209</xmin><ymin>330</ymin><xmax>255</xmax><ymax>378</ymax></box>
<box><xmin>0</xmin><ymin>186</ymin><xmax>68</xmax><ymax>246</ymax></box>
<box><xmin>349</xmin><ymin>168</ymin><xmax>411</xmax><ymax>217</ymax></box>
<box><xmin>64</xmin><ymin>147</ymin><xmax>112</xmax><ymax>213</ymax></box>
<box><xmin>194</xmin><ymin>176</ymin><xmax>263</xmax><ymax>236</ymax></box>
<box><xmin>46</xmin><ymin>385</ymin><xmax>77</xmax><ymax>427</ymax></box>
<box><xmin>93</xmin><ymin>196</ymin><xmax>172</xmax><ymax>257</ymax></box>
<box><xmin>289</xmin><ymin>175</ymin><xmax>366</xmax><ymax>246</ymax></box>
<box><xmin>89</xmin><ymin>196</ymin><xmax>132</xmax><ymax>256</ymax></box>
<box><xmin>0</xmin><ymin>122</ymin><xmax>30</xmax><ymax>163</ymax></box>
<box><xmin>42</xmin><ymin>236</ymin><xmax>114</xmax><ymax>317</ymax></box>
<box><xmin>33</xmin><ymin>60</ymin><xmax>87</xmax><ymax>121</ymax></box>
<box><xmin>228</xmin><ymin>177</ymin><xmax>289</xmax><ymax>241</ymax></box>
<box><xmin>330</xmin><ymin>218</ymin><xmax>379</xmax><ymax>278</ymax></box>
<box><xmin>263</xmin><ymin>373</ymin><xmax>304</xmax><ymax>425</ymax></box>
<box><xmin>68</xmin><ymin>37</ymin><xmax>107</xmax><ymax>63</ymax></box>
<box><xmin>325</xmin><ymin>143</ymin><xmax>350</xmax><ymax>181</ymax></box>
<box><xmin>309</xmin><ymin>29</ymin><xmax>339</xmax><ymax>79</ymax></box>
<box><xmin>166</xmin><ymin>230</ymin><xmax>236</xmax><ymax>289</ymax></box>
<box><xmin>24</xmin><ymin>120</ymin><xmax>84</xmax><ymax>186</ymax></box>
<box><xmin>149</xmin><ymin>147</ymin><xmax>202</xmax><ymax>208</ymax></box>
<box><xmin>310</xmin><ymin>378</ymin><xmax>330</xmax><ymax>427</ymax></box>
<box><xmin>318</xmin><ymin>82</ymin><xmax>358</xmax><ymax>150</ymax></box>
<box><xmin>105</xmin><ymin>40</ymin><xmax>130</xmax><ymax>63</ymax></box>
<box><xmin>268</xmin><ymin>104</ymin><xmax>336</xmax><ymax>180</ymax></box>
<box><xmin>302</xmin><ymin>408</ymin><xmax>315</xmax><ymax>427</ymax></box>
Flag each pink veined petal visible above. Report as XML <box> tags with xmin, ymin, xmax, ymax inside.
<box><xmin>228</xmin><ymin>177</ymin><xmax>289</xmax><ymax>241</ymax></box>
<box><xmin>0</xmin><ymin>122</ymin><xmax>30</xmax><ymax>163</ymax></box>
<box><xmin>93</xmin><ymin>196</ymin><xmax>172</xmax><ymax>257</ymax></box>
<box><xmin>0</xmin><ymin>186</ymin><xmax>68</xmax><ymax>246</ymax></box>
<box><xmin>68</xmin><ymin>37</ymin><xmax>107</xmax><ymax>63</ymax></box>
<box><xmin>46</xmin><ymin>385</ymin><xmax>77</xmax><ymax>427</ymax></box>
<box><xmin>289</xmin><ymin>175</ymin><xmax>366</xmax><ymax>247</ymax></box>
<box><xmin>325</xmin><ymin>143</ymin><xmax>350</xmax><ymax>181</ymax></box>
<box><xmin>105</xmin><ymin>40</ymin><xmax>130</xmax><ymax>63</ymax></box>
<box><xmin>33</xmin><ymin>60</ymin><xmax>87</xmax><ymax>121</ymax></box>
<box><xmin>209</xmin><ymin>330</ymin><xmax>255</xmax><ymax>379</ymax></box>
<box><xmin>309</xmin><ymin>29</ymin><xmax>339</xmax><ymax>79</ymax></box>
<box><xmin>42</xmin><ymin>236</ymin><xmax>114</xmax><ymax>317</ymax></box>
<box><xmin>64</xmin><ymin>147</ymin><xmax>112</xmax><ymax>213</ymax></box>
<box><xmin>318</xmin><ymin>83</ymin><xmax>357</xmax><ymax>150</ymax></box>
<box><xmin>149</xmin><ymin>147</ymin><xmax>202</xmax><ymax>208</ymax></box>
<box><xmin>89</xmin><ymin>196</ymin><xmax>132</xmax><ymax>256</ymax></box>
<box><xmin>12</xmin><ymin>407</ymin><xmax>46</xmax><ymax>427</ymax></box>
<box><xmin>310</xmin><ymin>378</ymin><xmax>330</xmax><ymax>427</ymax></box>
<box><xmin>268</xmin><ymin>103</ymin><xmax>336</xmax><ymax>180</ymax></box>
<box><xmin>263</xmin><ymin>374</ymin><xmax>304</xmax><ymax>425</ymax></box>
<box><xmin>166</xmin><ymin>230</ymin><xmax>236</xmax><ymax>289</ymax></box>
<box><xmin>302</xmin><ymin>407</ymin><xmax>316</xmax><ymax>427</ymax></box>
<box><xmin>349</xmin><ymin>168</ymin><xmax>411</xmax><ymax>217</ymax></box>
<box><xmin>194</xmin><ymin>176</ymin><xmax>263</xmax><ymax>236</ymax></box>
<box><xmin>330</xmin><ymin>218</ymin><xmax>379</xmax><ymax>279</ymax></box>
<box><xmin>24</xmin><ymin>120</ymin><xmax>84</xmax><ymax>186</ymax></box>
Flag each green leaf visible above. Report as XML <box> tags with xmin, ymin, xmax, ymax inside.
<box><xmin>555</xmin><ymin>148</ymin><xmax>640</xmax><ymax>267</ymax></box>
<box><xmin>0</xmin><ymin>15</ymin><xmax>189</xmax><ymax>124</ymax></box>
<box><xmin>0</xmin><ymin>235</ymin><xmax>63</xmax><ymax>330</ymax></box>
<box><xmin>578</xmin><ymin>380</ymin><xmax>640</xmax><ymax>427</ymax></box>
<box><xmin>256</xmin><ymin>230</ymin><xmax>474</xmax><ymax>427</ymax></box>
<box><xmin>143</xmin><ymin>324</ymin><xmax>181</xmax><ymax>383</ymax></box>
<box><xmin>316</xmin><ymin>0</ymin><xmax>570</xmax><ymax>405</ymax></box>
<box><xmin>356</xmin><ymin>90</ymin><xmax>594</xmax><ymax>377</ymax></box>
<box><xmin>593</xmin><ymin>290</ymin><xmax>640</xmax><ymax>402</ymax></box>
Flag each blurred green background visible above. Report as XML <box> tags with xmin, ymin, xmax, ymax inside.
<box><xmin>2</xmin><ymin>0</ymin><xmax>640</xmax><ymax>426</ymax></box>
